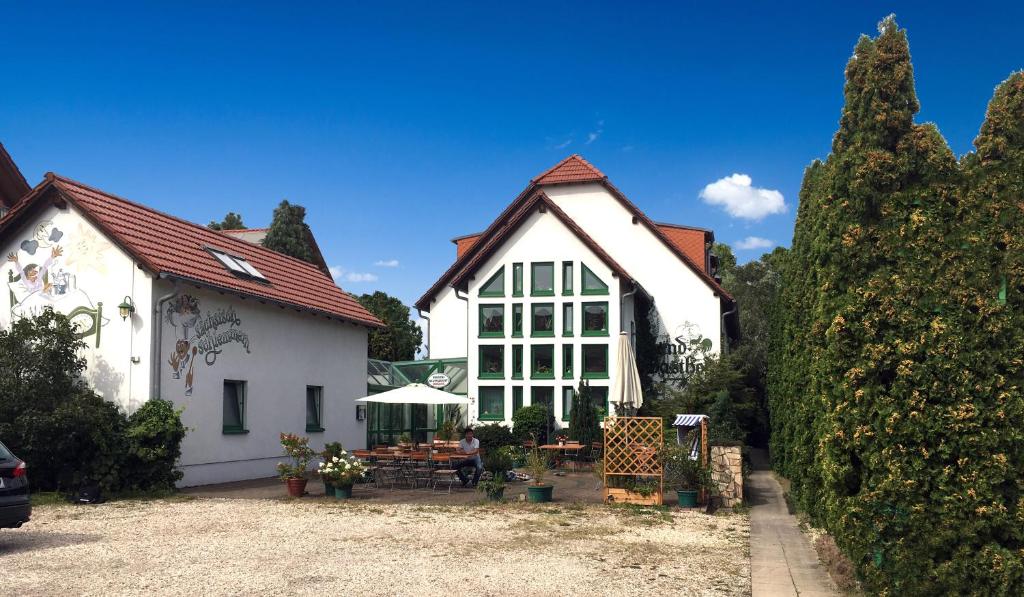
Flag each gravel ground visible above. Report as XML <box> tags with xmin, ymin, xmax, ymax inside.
<box><xmin>2</xmin><ymin>497</ymin><xmax>750</xmax><ymax>597</ymax></box>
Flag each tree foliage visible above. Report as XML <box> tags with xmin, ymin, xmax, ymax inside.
<box><xmin>769</xmin><ymin>17</ymin><xmax>1024</xmax><ymax>594</ymax></box>
<box><xmin>207</xmin><ymin>212</ymin><xmax>246</xmax><ymax>231</ymax></box>
<box><xmin>356</xmin><ymin>291</ymin><xmax>423</xmax><ymax>361</ymax></box>
<box><xmin>0</xmin><ymin>310</ymin><xmax>186</xmax><ymax>492</ymax></box>
<box><xmin>261</xmin><ymin>200</ymin><xmax>316</xmax><ymax>264</ymax></box>
<box><xmin>568</xmin><ymin>381</ymin><xmax>601</xmax><ymax>448</ymax></box>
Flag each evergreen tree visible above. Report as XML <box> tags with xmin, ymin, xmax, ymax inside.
<box><xmin>356</xmin><ymin>291</ymin><xmax>423</xmax><ymax>362</ymax></box>
<box><xmin>207</xmin><ymin>212</ymin><xmax>246</xmax><ymax>231</ymax></box>
<box><xmin>568</xmin><ymin>380</ymin><xmax>601</xmax><ymax>449</ymax></box>
<box><xmin>261</xmin><ymin>200</ymin><xmax>316</xmax><ymax>264</ymax></box>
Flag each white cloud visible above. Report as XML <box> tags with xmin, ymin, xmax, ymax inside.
<box><xmin>345</xmin><ymin>272</ymin><xmax>378</xmax><ymax>283</ymax></box>
<box><xmin>328</xmin><ymin>265</ymin><xmax>344</xmax><ymax>280</ymax></box>
<box><xmin>586</xmin><ymin>119</ymin><xmax>604</xmax><ymax>145</ymax></box>
<box><xmin>735</xmin><ymin>236</ymin><xmax>775</xmax><ymax>250</ymax></box>
<box><xmin>699</xmin><ymin>174</ymin><xmax>786</xmax><ymax>220</ymax></box>
<box><xmin>374</xmin><ymin>259</ymin><xmax>400</xmax><ymax>268</ymax></box>
<box><xmin>554</xmin><ymin>138</ymin><xmax>572</xmax><ymax>149</ymax></box>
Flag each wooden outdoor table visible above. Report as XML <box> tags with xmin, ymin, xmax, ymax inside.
<box><xmin>539</xmin><ymin>444</ymin><xmax>583</xmax><ymax>451</ymax></box>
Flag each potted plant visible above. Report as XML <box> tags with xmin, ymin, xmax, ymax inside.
<box><xmin>662</xmin><ymin>442</ymin><xmax>711</xmax><ymax>507</ymax></box>
<box><xmin>398</xmin><ymin>432</ymin><xmax>413</xmax><ymax>448</ymax></box>
<box><xmin>276</xmin><ymin>433</ymin><xmax>316</xmax><ymax>498</ymax></box>
<box><xmin>319</xmin><ymin>442</ymin><xmax>344</xmax><ymax>496</ymax></box>
<box><xmin>526</xmin><ymin>441</ymin><xmax>553</xmax><ymax>503</ymax></box>
<box><xmin>317</xmin><ymin>448</ymin><xmax>366</xmax><ymax>499</ymax></box>
<box><xmin>555</xmin><ymin>433</ymin><xmax>568</xmax><ymax>447</ymax></box>
<box><xmin>477</xmin><ymin>448</ymin><xmax>513</xmax><ymax>502</ymax></box>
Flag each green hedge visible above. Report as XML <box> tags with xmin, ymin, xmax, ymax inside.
<box><xmin>769</xmin><ymin>18</ymin><xmax>1024</xmax><ymax>595</ymax></box>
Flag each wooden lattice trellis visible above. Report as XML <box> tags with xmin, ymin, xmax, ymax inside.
<box><xmin>603</xmin><ymin>416</ymin><xmax>664</xmax><ymax>506</ymax></box>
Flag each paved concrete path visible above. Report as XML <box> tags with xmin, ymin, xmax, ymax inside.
<box><xmin>748</xmin><ymin>449</ymin><xmax>838</xmax><ymax>597</ymax></box>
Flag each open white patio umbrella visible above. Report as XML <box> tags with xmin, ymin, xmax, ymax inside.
<box><xmin>609</xmin><ymin>331</ymin><xmax>643</xmax><ymax>416</ymax></box>
<box><xmin>355</xmin><ymin>383</ymin><xmax>471</xmax><ymax>405</ymax></box>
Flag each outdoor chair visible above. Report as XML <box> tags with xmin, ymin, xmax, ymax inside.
<box><xmin>562</xmin><ymin>442</ymin><xmax>582</xmax><ymax>473</ymax></box>
<box><xmin>590</xmin><ymin>442</ymin><xmax>604</xmax><ymax>469</ymax></box>
<box><xmin>410</xmin><ymin>451</ymin><xmax>434</xmax><ymax>488</ymax></box>
<box><xmin>430</xmin><ymin>453</ymin><xmax>459</xmax><ymax>493</ymax></box>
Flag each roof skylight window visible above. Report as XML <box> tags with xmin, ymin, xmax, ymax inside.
<box><xmin>207</xmin><ymin>247</ymin><xmax>268</xmax><ymax>282</ymax></box>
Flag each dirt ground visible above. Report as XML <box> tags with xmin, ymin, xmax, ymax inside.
<box><xmin>2</xmin><ymin>497</ymin><xmax>750</xmax><ymax>597</ymax></box>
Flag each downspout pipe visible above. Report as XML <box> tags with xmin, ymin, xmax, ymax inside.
<box><xmin>417</xmin><ymin>308</ymin><xmax>430</xmax><ymax>359</ymax></box>
<box><xmin>151</xmin><ymin>276</ymin><xmax>181</xmax><ymax>400</ymax></box>
<box><xmin>620</xmin><ymin>283</ymin><xmax>637</xmax><ymax>333</ymax></box>
<box><xmin>721</xmin><ymin>300</ymin><xmax>738</xmax><ymax>355</ymax></box>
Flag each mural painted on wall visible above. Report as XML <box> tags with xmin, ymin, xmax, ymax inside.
<box><xmin>5</xmin><ymin>219</ymin><xmax>109</xmax><ymax>346</ymax></box>
<box><xmin>654</xmin><ymin>321</ymin><xmax>712</xmax><ymax>383</ymax></box>
<box><xmin>166</xmin><ymin>294</ymin><xmax>251</xmax><ymax>395</ymax></box>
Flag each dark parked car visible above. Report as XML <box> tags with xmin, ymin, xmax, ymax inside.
<box><xmin>0</xmin><ymin>440</ymin><xmax>31</xmax><ymax>528</ymax></box>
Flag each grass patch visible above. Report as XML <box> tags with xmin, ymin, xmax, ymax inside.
<box><xmin>31</xmin><ymin>488</ymin><xmax>191</xmax><ymax>507</ymax></box>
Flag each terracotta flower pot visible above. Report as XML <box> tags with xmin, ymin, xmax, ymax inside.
<box><xmin>285</xmin><ymin>477</ymin><xmax>307</xmax><ymax>498</ymax></box>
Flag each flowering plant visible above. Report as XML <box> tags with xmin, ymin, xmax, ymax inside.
<box><xmin>276</xmin><ymin>433</ymin><xmax>316</xmax><ymax>480</ymax></box>
<box><xmin>317</xmin><ymin>449</ymin><xmax>366</xmax><ymax>487</ymax></box>
<box><xmin>555</xmin><ymin>434</ymin><xmax>568</xmax><ymax>443</ymax></box>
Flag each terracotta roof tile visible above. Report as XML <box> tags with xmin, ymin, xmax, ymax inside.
<box><xmin>454</xmin><ymin>235</ymin><xmax>481</xmax><ymax>258</ymax></box>
<box><xmin>532</xmin><ymin>154</ymin><xmax>606</xmax><ymax>185</ymax></box>
<box><xmin>2</xmin><ymin>174</ymin><xmax>382</xmax><ymax>328</ymax></box>
<box><xmin>657</xmin><ymin>225</ymin><xmax>709</xmax><ymax>273</ymax></box>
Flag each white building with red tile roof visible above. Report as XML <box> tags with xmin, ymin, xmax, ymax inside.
<box><xmin>0</xmin><ymin>163</ymin><xmax>382</xmax><ymax>486</ymax></box>
<box><xmin>416</xmin><ymin>155</ymin><xmax>737</xmax><ymax>425</ymax></box>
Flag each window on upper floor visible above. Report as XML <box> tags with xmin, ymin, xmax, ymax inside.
<box><xmin>531</xmin><ymin>303</ymin><xmax>555</xmax><ymax>336</ymax></box>
<box><xmin>479</xmin><ymin>345</ymin><xmax>505</xmax><ymax>379</ymax></box>
<box><xmin>582</xmin><ymin>344</ymin><xmax>609</xmax><ymax>379</ymax></box>
<box><xmin>512</xmin><ymin>262</ymin><xmax>524</xmax><ymax>296</ymax></box>
<box><xmin>531</xmin><ymin>262</ymin><xmax>554</xmax><ymax>296</ymax></box>
<box><xmin>581</xmin><ymin>263</ymin><xmax>608</xmax><ymax>295</ymax></box>
<box><xmin>582</xmin><ymin>302</ymin><xmax>609</xmax><ymax>336</ymax></box>
<box><xmin>479</xmin><ymin>304</ymin><xmax>504</xmax><ymax>337</ymax></box>
<box><xmin>562</xmin><ymin>261</ymin><xmax>574</xmax><ymax>295</ymax></box>
<box><xmin>479</xmin><ymin>267</ymin><xmax>505</xmax><ymax>297</ymax></box>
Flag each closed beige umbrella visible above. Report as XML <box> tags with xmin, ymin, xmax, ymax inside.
<box><xmin>609</xmin><ymin>332</ymin><xmax>643</xmax><ymax>416</ymax></box>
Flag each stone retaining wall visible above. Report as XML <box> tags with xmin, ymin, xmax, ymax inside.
<box><xmin>710</xmin><ymin>446</ymin><xmax>743</xmax><ymax>507</ymax></box>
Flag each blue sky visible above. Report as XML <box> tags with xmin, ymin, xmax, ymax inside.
<box><xmin>2</xmin><ymin>2</ymin><xmax>1022</xmax><ymax>308</ymax></box>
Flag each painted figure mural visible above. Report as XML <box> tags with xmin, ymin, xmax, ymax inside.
<box><xmin>4</xmin><ymin>219</ymin><xmax>107</xmax><ymax>345</ymax></box>
<box><xmin>166</xmin><ymin>294</ymin><xmax>251</xmax><ymax>395</ymax></box>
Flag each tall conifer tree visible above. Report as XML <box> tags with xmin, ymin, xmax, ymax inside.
<box><xmin>261</xmin><ymin>200</ymin><xmax>316</xmax><ymax>264</ymax></box>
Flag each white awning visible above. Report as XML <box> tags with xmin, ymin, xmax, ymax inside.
<box><xmin>354</xmin><ymin>383</ymin><xmax>471</xmax><ymax>405</ymax></box>
<box><xmin>672</xmin><ymin>414</ymin><xmax>708</xmax><ymax>427</ymax></box>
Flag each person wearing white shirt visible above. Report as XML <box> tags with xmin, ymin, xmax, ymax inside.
<box><xmin>454</xmin><ymin>428</ymin><xmax>483</xmax><ymax>487</ymax></box>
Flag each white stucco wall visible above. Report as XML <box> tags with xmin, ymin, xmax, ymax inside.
<box><xmin>458</xmin><ymin>209</ymin><xmax>622</xmax><ymax>426</ymax></box>
<box><xmin>545</xmin><ymin>183</ymin><xmax>723</xmax><ymax>353</ymax></box>
<box><xmin>426</xmin><ymin>284</ymin><xmax>468</xmax><ymax>359</ymax></box>
<box><xmin>155</xmin><ymin>283</ymin><xmax>369</xmax><ymax>486</ymax></box>
<box><xmin>0</xmin><ymin>204</ymin><xmax>154</xmax><ymax>413</ymax></box>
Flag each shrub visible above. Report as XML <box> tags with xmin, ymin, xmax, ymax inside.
<box><xmin>122</xmin><ymin>398</ymin><xmax>187</xmax><ymax>491</ymax></box>
<box><xmin>511</xmin><ymin>405</ymin><xmax>554</xmax><ymax>444</ymax></box>
<box><xmin>472</xmin><ymin>422</ymin><xmax>516</xmax><ymax>454</ymax></box>
<box><xmin>482</xmin><ymin>447</ymin><xmax>513</xmax><ymax>475</ymax></box>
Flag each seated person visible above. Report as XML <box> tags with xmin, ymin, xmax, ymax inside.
<box><xmin>452</xmin><ymin>427</ymin><xmax>483</xmax><ymax>487</ymax></box>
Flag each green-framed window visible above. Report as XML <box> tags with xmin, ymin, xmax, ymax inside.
<box><xmin>513</xmin><ymin>263</ymin><xmax>524</xmax><ymax>297</ymax></box>
<box><xmin>531</xmin><ymin>386</ymin><xmax>554</xmax><ymax>414</ymax></box>
<box><xmin>512</xmin><ymin>344</ymin><xmax>523</xmax><ymax>379</ymax></box>
<box><xmin>531</xmin><ymin>262</ymin><xmax>555</xmax><ymax>296</ymax></box>
<box><xmin>223</xmin><ymin>380</ymin><xmax>248</xmax><ymax>434</ymax></box>
<box><xmin>479</xmin><ymin>386</ymin><xmax>505</xmax><ymax>421</ymax></box>
<box><xmin>562</xmin><ymin>344</ymin><xmax>573</xmax><ymax>379</ymax></box>
<box><xmin>590</xmin><ymin>386</ymin><xmax>609</xmax><ymax>419</ymax></box>
<box><xmin>479</xmin><ymin>345</ymin><xmax>505</xmax><ymax>379</ymax></box>
<box><xmin>531</xmin><ymin>303</ymin><xmax>555</xmax><ymax>336</ymax></box>
<box><xmin>531</xmin><ymin>344</ymin><xmax>555</xmax><ymax>379</ymax></box>
<box><xmin>479</xmin><ymin>266</ymin><xmax>505</xmax><ymax>297</ymax></box>
<box><xmin>512</xmin><ymin>303</ymin><xmax>523</xmax><ymax>337</ymax></box>
<box><xmin>562</xmin><ymin>261</ymin><xmax>574</xmax><ymax>295</ymax></box>
<box><xmin>581</xmin><ymin>344</ymin><xmax>609</xmax><ymax>379</ymax></box>
<box><xmin>581</xmin><ymin>302</ymin><xmax>609</xmax><ymax>336</ymax></box>
<box><xmin>561</xmin><ymin>386</ymin><xmax>574</xmax><ymax>421</ymax></box>
<box><xmin>581</xmin><ymin>263</ymin><xmax>609</xmax><ymax>295</ymax></box>
<box><xmin>305</xmin><ymin>385</ymin><xmax>324</xmax><ymax>432</ymax></box>
<box><xmin>512</xmin><ymin>386</ymin><xmax>524</xmax><ymax>414</ymax></box>
<box><xmin>562</xmin><ymin>303</ymin><xmax>574</xmax><ymax>336</ymax></box>
<box><xmin>479</xmin><ymin>304</ymin><xmax>505</xmax><ymax>337</ymax></box>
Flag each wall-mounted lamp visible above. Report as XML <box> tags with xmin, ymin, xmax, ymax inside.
<box><xmin>117</xmin><ymin>296</ymin><xmax>136</xmax><ymax>321</ymax></box>
<box><xmin>355</xmin><ymin>404</ymin><xmax>367</xmax><ymax>421</ymax></box>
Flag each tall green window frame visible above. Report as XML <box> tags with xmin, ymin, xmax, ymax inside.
<box><xmin>512</xmin><ymin>303</ymin><xmax>523</xmax><ymax>337</ymax></box>
<box><xmin>479</xmin><ymin>304</ymin><xmax>505</xmax><ymax>338</ymax></box>
<box><xmin>562</xmin><ymin>303</ymin><xmax>574</xmax><ymax>336</ymax></box>
<box><xmin>512</xmin><ymin>262</ymin><xmax>524</xmax><ymax>297</ymax></box>
<box><xmin>478</xmin><ymin>345</ymin><xmax>505</xmax><ymax>379</ymax></box>
<box><xmin>531</xmin><ymin>344</ymin><xmax>555</xmax><ymax>379</ymax></box>
<box><xmin>478</xmin><ymin>386</ymin><xmax>505</xmax><ymax>421</ymax></box>
<box><xmin>512</xmin><ymin>344</ymin><xmax>523</xmax><ymax>379</ymax></box>
<box><xmin>562</xmin><ymin>261</ymin><xmax>574</xmax><ymax>295</ymax></box>
<box><xmin>590</xmin><ymin>386</ymin><xmax>609</xmax><ymax>419</ymax></box>
<box><xmin>531</xmin><ymin>386</ymin><xmax>554</xmax><ymax>414</ymax></box>
<box><xmin>222</xmin><ymin>380</ymin><xmax>248</xmax><ymax>434</ymax></box>
<box><xmin>531</xmin><ymin>262</ymin><xmax>555</xmax><ymax>296</ymax></box>
<box><xmin>305</xmin><ymin>385</ymin><xmax>324</xmax><ymax>432</ymax></box>
<box><xmin>581</xmin><ymin>263</ymin><xmax>609</xmax><ymax>295</ymax></box>
<box><xmin>581</xmin><ymin>344</ymin><xmax>609</xmax><ymax>379</ymax></box>
<box><xmin>562</xmin><ymin>344</ymin><xmax>573</xmax><ymax>379</ymax></box>
<box><xmin>479</xmin><ymin>266</ymin><xmax>505</xmax><ymax>297</ymax></box>
<box><xmin>512</xmin><ymin>386</ymin><xmax>524</xmax><ymax>414</ymax></box>
<box><xmin>581</xmin><ymin>302</ymin><xmax>609</xmax><ymax>336</ymax></box>
<box><xmin>561</xmin><ymin>386</ymin><xmax>574</xmax><ymax>421</ymax></box>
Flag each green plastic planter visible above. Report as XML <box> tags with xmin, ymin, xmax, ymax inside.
<box><xmin>323</xmin><ymin>481</ymin><xmax>335</xmax><ymax>497</ymax></box>
<box><xmin>677</xmin><ymin>489</ymin><xmax>698</xmax><ymax>507</ymax></box>
<box><xmin>527</xmin><ymin>485</ymin><xmax>553</xmax><ymax>503</ymax></box>
<box><xmin>334</xmin><ymin>484</ymin><xmax>353</xmax><ymax>499</ymax></box>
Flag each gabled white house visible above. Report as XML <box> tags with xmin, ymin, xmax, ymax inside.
<box><xmin>416</xmin><ymin>155</ymin><xmax>737</xmax><ymax>426</ymax></box>
<box><xmin>0</xmin><ymin>157</ymin><xmax>382</xmax><ymax>486</ymax></box>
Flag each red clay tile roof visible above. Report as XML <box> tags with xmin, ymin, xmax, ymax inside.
<box><xmin>417</xmin><ymin>155</ymin><xmax>733</xmax><ymax>312</ymax></box>
<box><xmin>0</xmin><ymin>174</ymin><xmax>383</xmax><ymax>328</ymax></box>
<box><xmin>531</xmin><ymin>154</ymin><xmax>606</xmax><ymax>185</ymax></box>
<box><xmin>657</xmin><ymin>224</ymin><xmax>709</xmax><ymax>273</ymax></box>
